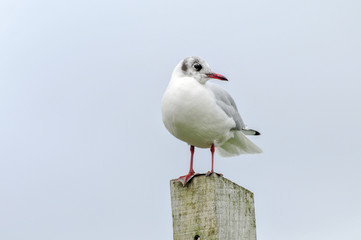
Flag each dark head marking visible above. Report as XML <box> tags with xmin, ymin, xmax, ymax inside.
<box><xmin>181</xmin><ymin>60</ymin><xmax>188</xmax><ymax>72</ymax></box>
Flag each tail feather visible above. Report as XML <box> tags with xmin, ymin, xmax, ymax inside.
<box><xmin>241</xmin><ymin>128</ymin><xmax>261</xmax><ymax>136</ymax></box>
<box><xmin>216</xmin><ymin>131</ymin><xmax>262</xmax><ymax>157</ymax></box>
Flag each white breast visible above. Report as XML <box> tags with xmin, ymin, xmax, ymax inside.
<box><xmin>161</xmin><ymin>76</ymin><xmax>235</xmax><ymax>148</ymax></box>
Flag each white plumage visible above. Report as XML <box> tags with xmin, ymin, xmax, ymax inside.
<box><xmin>162</xmin><ymin>56</ymin><xmax>262</xmax><ymax>157</ymax></box>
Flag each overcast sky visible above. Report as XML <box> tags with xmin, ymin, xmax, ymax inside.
<box><xmin>1</xmin><ymin>0</ymin><xmax>361</xmax><ymax>239</ymax></box>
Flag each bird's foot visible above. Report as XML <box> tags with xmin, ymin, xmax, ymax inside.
<box><xmin>206</xmin><ymin>171</ymin><xmax>223</xmax><ymax>177</ymax></box>
<box><xmin>176</xmin><ymin>171</ymin><xmax>197</xmax><ymax>186</ymax></box>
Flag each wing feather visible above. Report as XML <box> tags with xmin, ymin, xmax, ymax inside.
<box><xmin>207</xmin><ymin>83</ymin><xmax>260</xmax><ymax>135</ymax></box>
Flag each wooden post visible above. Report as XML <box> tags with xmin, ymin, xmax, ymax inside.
<box><xmin>170</xmin><ymin>174</ymin><xmax>257</xmax><ymax>240</ymax></box>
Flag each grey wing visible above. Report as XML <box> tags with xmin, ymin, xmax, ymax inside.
<box><xmin>208</xmin><ymin>83</ymin><xmax>260</xmax><ymax>135</ymax></box>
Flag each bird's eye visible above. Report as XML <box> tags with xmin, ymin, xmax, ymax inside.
<box><xmin>193</xmin><ymin>63</ymin><xmax>202</xmax><ymax>71</ymax></box>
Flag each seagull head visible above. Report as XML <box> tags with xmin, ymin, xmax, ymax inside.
<box><xmin>174</xmin><ymin>56</ymin><xmax>228</xmax><ymax>84</ymax></box>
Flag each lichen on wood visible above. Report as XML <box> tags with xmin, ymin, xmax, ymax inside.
<box><xmin>170</xmin><ymin>174</ymin><xmax>257</xmax><ymax>240</ymax></box>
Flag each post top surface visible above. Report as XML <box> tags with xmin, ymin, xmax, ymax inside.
<box><xmin>170</xmin><ymin>173</ymin><xmax>253</xmax><ymax>194</ymax></box>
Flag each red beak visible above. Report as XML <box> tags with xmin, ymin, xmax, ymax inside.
<box><xmin>206</xmin><ymin>73</ymin><xmax>228</xmax><ymax>81</ymax></box>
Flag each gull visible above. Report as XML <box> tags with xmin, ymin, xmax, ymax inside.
<box><xmin>161</xmin><ymin>56</ymin><xmax>262</xmax><ymax>185</ymax></box>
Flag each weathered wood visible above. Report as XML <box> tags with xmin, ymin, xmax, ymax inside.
<box><xmin>170</xmin><ymin>174</ymin><xmax>257</xmax><ymax>240</ymax></box>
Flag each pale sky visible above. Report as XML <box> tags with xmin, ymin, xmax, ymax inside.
<box><xmin>1</xmin><ymin>0</ymin><xmax>361</xmax><ymax>239</ymax></box>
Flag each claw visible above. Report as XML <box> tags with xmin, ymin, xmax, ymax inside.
<box><xmin>176</xmin><ymin>171</ymin><xmax>195</xmax><ymax>186</ymax></box>
<box><xmin>206</xmin><ymin>171</ymin><xmax>223</xmax><ymax>177</ymax></box>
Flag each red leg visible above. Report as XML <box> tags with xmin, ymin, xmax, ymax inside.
<box><xmin>189</xmin><ymin>145</ymin><xmax>195</xmax><ymax>174</ymax></box>
<box><xmin>210</xmin><ymin>144</ymin><xmax>215</xmax><ymax>173</ymax></box>
<box><xmin>176</xmin><ymin>145</ymin><xmax>196</xmax><ymax>186</ymax></box>
<box><xmin>207</xmin><ymin>144</ymin><xmax>215</xmax><ymax>175</ymax></box>
<box><xmin>207</xmin><ymin>144</ymin><xmax>223</xmax><ymax>177</ymax></box>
